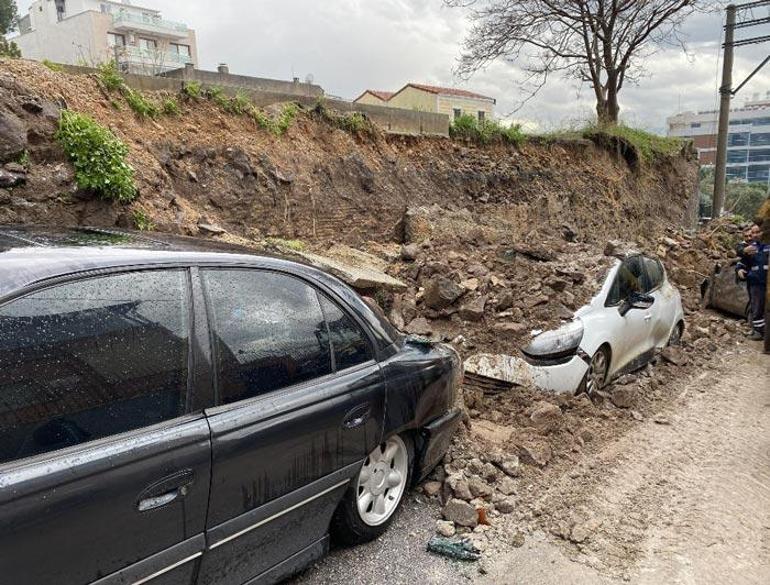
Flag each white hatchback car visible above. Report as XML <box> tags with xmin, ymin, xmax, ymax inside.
<box><xmin>520</xmin><ymin>253</ymin><xmax>685</xmax><ymax>394</ymax></box>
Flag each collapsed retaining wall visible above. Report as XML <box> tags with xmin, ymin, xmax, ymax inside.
<box><xmin>0</xmin><ymin>59</ymin><xmax>696</xmax><ymax>246</ymax></box>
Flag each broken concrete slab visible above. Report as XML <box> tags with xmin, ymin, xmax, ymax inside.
<box><xmin>464</xmin><ymin>353</ymin><xmax>535</xmax><ymax>387</ymax></box>
<box><xmin>293</xmin><ymin>246</ymin><xmax>407</xmax><ymax>292</ymax></box>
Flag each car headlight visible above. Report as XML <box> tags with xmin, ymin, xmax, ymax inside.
<box><xmin>522</xmin><ymin>320</ymin><xmax>584</xmax><ymax>362</ymax></box>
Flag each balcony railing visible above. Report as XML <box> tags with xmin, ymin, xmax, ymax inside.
<box><xmin>118</xmin><ymin>46</ymin><xmax>192</xmax><ymax>68</ymax></box>
<box><xmin>112</xmin><ymin>11</ymin><xmax>188</xmax><ymax>35</ymax></box>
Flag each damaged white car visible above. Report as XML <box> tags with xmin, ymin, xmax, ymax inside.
<box><xmin>468</xmin><ymin>253</ymin><xmax>685</xmax><ymax>395</ymax></box>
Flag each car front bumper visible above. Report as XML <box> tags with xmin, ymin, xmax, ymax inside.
<box><xmin>528</xmin><ymin>355</ymin><xmax>589</xmax><ymax>394</ymax></box>
<box><xmin>415</xmin><ymin>407</ymin><xmax>462</xmax><ymax>482</ymax></box>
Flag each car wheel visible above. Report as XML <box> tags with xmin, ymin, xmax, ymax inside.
<box><xmin>331</xmin><ymin>434</ymin><xmax>413</xmax><ymax>545</ymax></box>
<box><xmin>585</xmin><ymin>346</ymin><xmax>610</xmax><ymax>395</ymax></box>
<box><xmin>667</xmin><ymin>322</ymin><xmax>684</xmax><ymax>346</ymax></box>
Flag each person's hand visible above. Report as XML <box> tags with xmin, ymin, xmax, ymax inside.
<box><xmin>744</xmin><ymin>246</ymin><xmax>757</xmax><ymax>256</ymax></box>
<box><xmin>738</xmin><ymin>269</ymin><xmax>747</xmax><ymax>279</ymax></box>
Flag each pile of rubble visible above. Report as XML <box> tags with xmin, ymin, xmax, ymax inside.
<box><xmin>360</xmin><ymin>211</ymin><xmax>749</xmax><ymax>554</ymax></box>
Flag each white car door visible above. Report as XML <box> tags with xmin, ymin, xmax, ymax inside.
<box><xmin>643</xmin><ymin>257</ymin><xmax>675</xmax><ymax>348</ymax></box>
<box><xmin>603</xmin><ymin>256</ymin><xmax>655</xmax><ymax>375</ymax></box>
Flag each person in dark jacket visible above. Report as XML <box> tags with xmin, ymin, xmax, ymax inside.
<box><xmin>735</xmin><ymin>226</ymin><xmax>754</xmax><ymax>322</ymax></box>
<box><xmin>737</xmin><ymin>223</ymin><xmax>768</xmax><ymax>340</ymax></box>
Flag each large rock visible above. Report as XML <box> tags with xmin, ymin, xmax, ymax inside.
<box><xmin>520</xmin><ymin>441</ymin><xmax>553</xmax><ymax>467</ymax></box>
<box><xmin>442</xmin><ymin>498</ymin><xmax>478</xmax><ymax>528</ymax></box>
<box><xmin>424</xmin><ymin>277</ymin><xmax>464</xmax><ymax>310</ymax></box>
<box><xmin>0</xmin><ymin>169</ymin><xmax>25</xmax><ymax>188</ymax></box>
<box><xmin>468</xmin><ymin>477</ymin><xmax>494</xmax><ymax>499</ymax></box>
<box><xmin>661</xmin><ymin>346</ymin><xmax>688</xmax><ymax>366</ymax></box>
<box><xmin>0</xmin><ymin>110</ymin><xmax>27</xmax><ymax>163</ymax></box>
<box><xmin>446</xmin><ymin>475</ymin><xmax>473</xmax><ymax>501</ymax></box>
<box><xmin>295</xmin><ymin>246</ymin><xmax>407</xmax><ymax>292</ymax></box>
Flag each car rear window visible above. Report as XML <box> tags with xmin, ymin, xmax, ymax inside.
<box><xmin>319</xmin><ymin>294</ymin><xmax>373</xmax><ymax>371</ymax></box>
<box><xmin>0</xmin><ymin>270</ymin><xmax>190</xmax><ymax>465</ymax></box>
<box><xmin>644</xmin><ymin>257</ymin><xmax>665</xmax><ymax>291</ymax></box>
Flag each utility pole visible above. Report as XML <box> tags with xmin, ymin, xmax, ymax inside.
<box><xmin>713</xmin><ymin>0</ymin><xmax>770</xmax><ymax>218</ymax></box>
<box><xmin>713</xmin><ymin>4</ymin><xmax>736</xmax><ymax>219</ymax></box>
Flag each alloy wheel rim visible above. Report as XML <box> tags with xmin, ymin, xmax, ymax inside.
<box><xmin>356</xmin><ymin>435</ymin><xmax>408</xmax><ymax>527</ymax></box>
<box><xmin>669</xmin><ymin>324</ymin><xmax>682</xmax><ymax>346</ymax></box>
<box><xmin>587</xmin><ymin>351</ymin><xmax>607</xmax><ymax>393</ymax></box>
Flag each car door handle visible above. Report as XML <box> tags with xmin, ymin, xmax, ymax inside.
<box><xmin>644</xmin><ymin>314</ymin><xmax>652</xmax><ymax>321</ymax></box>
<box><xmin>342</xmin><ymin>403</ymin><xmax>372</xmax><ymax>429</ymax></box>
<box><xmin>137</xmin><ymin>469</ymin><xmax>194</xmax><ymax>512</ymax></box>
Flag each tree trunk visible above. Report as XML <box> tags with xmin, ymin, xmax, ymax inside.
<box><xmin>596</xmin><ymin>78</ymin><xmax>620</xmax><ymax>127</ymax></box>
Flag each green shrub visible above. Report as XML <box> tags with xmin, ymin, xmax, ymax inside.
<box><xmin>17</xmin><ymin>150</ymin><xmax>29</xmax><ymax>167</ymax></box>
<box><xmin>162</xmin><ymin>97</ymin><xmax>181</xmax><ymax>116</ymax></box>
<box><xmin>42</xmin><ymin>59</ymin><xmax>64</xmax><ymax>72</ymax></box>
<box><xmin>55</xmin><ymin>110</ymin><xmax>136</xmax><ymax>203</ymax></box>
<box><xmin>265</xmin><ymin>237</ymin><xmax>306</xmax><ymax>252</ymax></box>
<box><xmin>223</xmin><ymin>91</ymin><xmax>251</xmax><ymax>115</ymax></box>
<box><xmin>182</xmin><ymin>81</ymin><xmax>202</xmax><ymax>99</ymax></box>
<box><xmin>98</xmin><ymin>61</ymin><xmax>124</xmax><ymax>92</ymax></box>
<box><xmin>275</xmin><ymin>103</ymin><xmax>299</xmax><ymax>135</ymax></box>
<box><xmin>0</xmin><ymin>39</ymin><xmax>21</xmax><ymax>58</ymax></box>
<box><xmin>123</xmin><ymin>87</ymin><xmax>159</xmax><ymax>119</ymax></box>
<box><xmin>249</xmin><ymin>108</ymin><xmax>273</xmax><ymax>131</ymax></box>
<box><xmin>132</xmin><ymin>209</ymin><xmax>155</xmax><ymax>231</ymax></box>
<box><xmin>450</xmin><ymin>114</ymin><xmax>525</xmax><ymax>146</ymax></box>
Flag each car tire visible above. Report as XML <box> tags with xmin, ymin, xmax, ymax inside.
<box><xmin>585</xmin><ymin>346</ymin><xmax>610</xmax><ymax>396</ymax></box>
<box><xmin>667</xmin><ymin>321</ymin><xmax>684</xmax><ymax>346</ymax></box>
<box><xmin>331</xmin><ymin>434</ymin><xmax>414</xmax><ymax>546</ymax></box>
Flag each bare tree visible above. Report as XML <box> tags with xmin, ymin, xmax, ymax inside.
<box><xmin>445</xmin><ymin>0</ymin><xmax>716</xmax><ymax>125</ymax></box>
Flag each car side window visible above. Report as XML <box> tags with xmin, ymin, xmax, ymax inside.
<box><xmin>318</xmin><ymin>294</ymin><xmax>373</xmax><ymax>371</ymax></box>
<box><xmin>0</xmin><ymin>270</ymin><xmax>190</xmax><ymax>466</ymax></box>
<box><xmin>607</xmin><ymin>256</ymin><xmax>646</xmax><ymax>305</ymax></box>
<box><xmin>202</xmin><ymin>270</ymin><xmax>332</xmax><ymax>405</ymax></box>
<box><xmin>643</xmin><ymin>257</ymin><xmax>664</xmax><ymax>291</ymax></box>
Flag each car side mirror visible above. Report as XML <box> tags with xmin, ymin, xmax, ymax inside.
<box><xmin>619</xmin><ymin>292</ymin><xmax>655</xmax><ymax>316</ymax></box>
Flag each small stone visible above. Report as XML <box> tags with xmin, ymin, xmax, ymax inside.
<box><xmin>424</xmin><ymin>277</ymin><xmax>464</xmax><ymax>310</ymax></box>
<box><xmin>0</xmin><ymin>169</ymin><xmax>25</xmax><ymax>188</ymax></box>
<box><xmin>187</xmin><ymin>169</ymin><xmax>199</xmax><ymax>182</ymax></box>
<box><xmin>520</xmin><ymin>441</ymin><xmax>553</xmax><ymax>467</ymax></box>
<box><xmin>447</xmin><ymin>475</ymin><xmax>473</xmax><ymax>501</ymax></box>
<box><xmin>468</xmin><ymin>477</ymin><xmax>494</xmax><ymax>499</ymax></box>
<box><xmin>460</xmin><ymin>277</ymin><xmax>480</xmax><ymax>291</ymax></box>
<box><xmin>400</xmin><ymin>243</ymin><xmax>419</xmax><ymax>262</ymax></box>
<box><xmin>480</xmin><ymin>462</ymin><xmax>498</xmax><ymax>482</ymax></box>
<box><xmin>442</xmin><ymin>498</ymin><xmax>478</xmax><ymax>528</ymax></box>
<box><xmin>459</xmin><ymin>296</ymin><xmax>486</xmax><ymax>322</ymax></box>
<box><xmin>197</xmin><ymin>222</ymin><xmax>227</xmax><ymax>235</ymax></box>
<box><xmin>661</xmin><ymin>347</ymin><xmax>688</xmax><ymax>366</ymax></box>
<box><xmin>500</xmin><ymin>457</ymin><xmax>521</xmax><ymax>477</ymax></box>
<box><xmin>497</xmin><ymin>476</ymin><xmax>517</xmax><ymax>496</ymax></box>
<box><xmin>610</xmin><ymin>387</ymin><xmax>636</xmax><ymax>409</ymax></box>
<box><xmin>436</xmin><ymin>520</ymin><xmax>456</xmax><ymax>538</ymax></box>
<box><xmin>422</xmin><ymin>481</ymin><xmax>442</xmax><ymax>497</ymax></box>
<box><xmin>530</xmin><ymin>401</ymin><xmax>562</xmax><ymax>430</ymax></box>
<box><xmin>4</xmin><ymin>162</ymin><xmax>26</xmax><ymax>174</ymax></box>
<box><xmin>495</xmin><ymin>497</ymin><xmax>516</xmax><ymax>514</ymax></box>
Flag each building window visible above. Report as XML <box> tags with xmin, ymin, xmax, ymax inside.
<box><xmin>728</xmin><ymin>132</ymin><xmax>750</xmax><ymax>147</ymax></box>
<box><xmin>752</xmin><ymin>117</ymin><xmax>770</xmax><ymax>126</ymax></box>
<box><xmin>170</xmin><ymin>43</ymin><xmax>191</xmax><ymax>58</ymax></box>
<box><xmin>747</xmin><ymin>164</ymin><xmax>770</xmax><ymax>183</ymax></box>
<box><xmin>100</xmin><ymin>3</ymin><xmax>112</xmax><ymax>13</ymax></box>
<box><xmin>690</xmin><ymin>122</ymin><xmax>701</xmax><ymax>128</ymax></box>
<box><xmin>748</xmin><ymin>148</ymin><xmax>770</xmax><ymax>163</ymax></box>
<box><xmin>726</xmin><ymin>166</ymin><xmax>747</xmax><ymax>181</ymax></box>
<box><xmin>750</xmin><ymin>132</ymin><xmax>770</xmax><ymax>147</ymax></box>
<box><xmin>107</xmin><ymin>33</ymin><xmax>126</xmax><ymax>48</ymax></box>
<box><xmin>453</xmin><ymin>108</ymin><xmax>462</xmax><ymax>120</ymax></box>
<box><xmin>478</xmin><ymin>111</ymin><xmax>485</xmax><ymax>122</ymax></box>
<box><xmin>138</xmin><ymin>38</ymin><xmax>158</xmax><ymax>52</ymax></box>
<box><xmin>726</xmin><ymin>149</ymin><xmax>748</xmax><ymax>164</ymax></box>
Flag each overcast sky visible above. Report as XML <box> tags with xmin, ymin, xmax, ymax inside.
<box><xmin>15</xmin><ymin>0</ymin><xmax>770</xmax><ymax>133</ymax></box>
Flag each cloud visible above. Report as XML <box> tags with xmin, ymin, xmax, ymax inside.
<box><xmin>14</xmin><ymin>0</ymin><xmax>770</xmax><ymax>132</ymax></box>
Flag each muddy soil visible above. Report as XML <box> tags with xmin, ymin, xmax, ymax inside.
<box><xmin>292</xmin><ymin>339</ymin><xmax>770</xmax><ymax>585</ymax></box>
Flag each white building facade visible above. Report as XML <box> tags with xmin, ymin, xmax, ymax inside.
<box><xmin>667</xmin><ymin>92</ymin><xmax>770</xmax><ymax>184</ymax></box>
<box><xmin>15</xmin><ymin>0</ymin><xmax>198</xmax><ymax>75</ymax></box>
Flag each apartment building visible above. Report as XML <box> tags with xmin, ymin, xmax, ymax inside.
<box><xmin>15</xmin><ymin>0</ymin><xmax>198</xmax><ymax>75</ymax></box>
<box><xmin>667</xmin><ymin>92</ymin><xmax>770</xmax><ymax>184</ymax></box>
<box><xmin>355</xmin><ymin>83</ymin><xmax>496</xmax><ymax>121</ymax></box>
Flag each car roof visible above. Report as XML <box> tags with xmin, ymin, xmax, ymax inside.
<box><xmin>0</xmin><ymin>225</ymin><xmax>316</xmax><ymax>298</ymax></box>
<box><xmin>0</xmin><ymin>225</ymin><xmax>400</xmax><ymax>351</ymax></box>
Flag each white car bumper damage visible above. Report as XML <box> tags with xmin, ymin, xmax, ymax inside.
<box><xmin>464</xmin><ymin>352</ymin><xmax>589</xmax><ymax>395</ymax></box>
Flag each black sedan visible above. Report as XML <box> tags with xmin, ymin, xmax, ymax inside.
<box><xmin>0</xmin><ymin>226</ymin><xmax>461</xmax><ymax>585</ymax></box>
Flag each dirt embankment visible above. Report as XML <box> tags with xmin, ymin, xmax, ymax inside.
<box><xmin>0</xmin><ymin>59</ymin><xmax>697</xmax><ymax>247</ymax></box>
